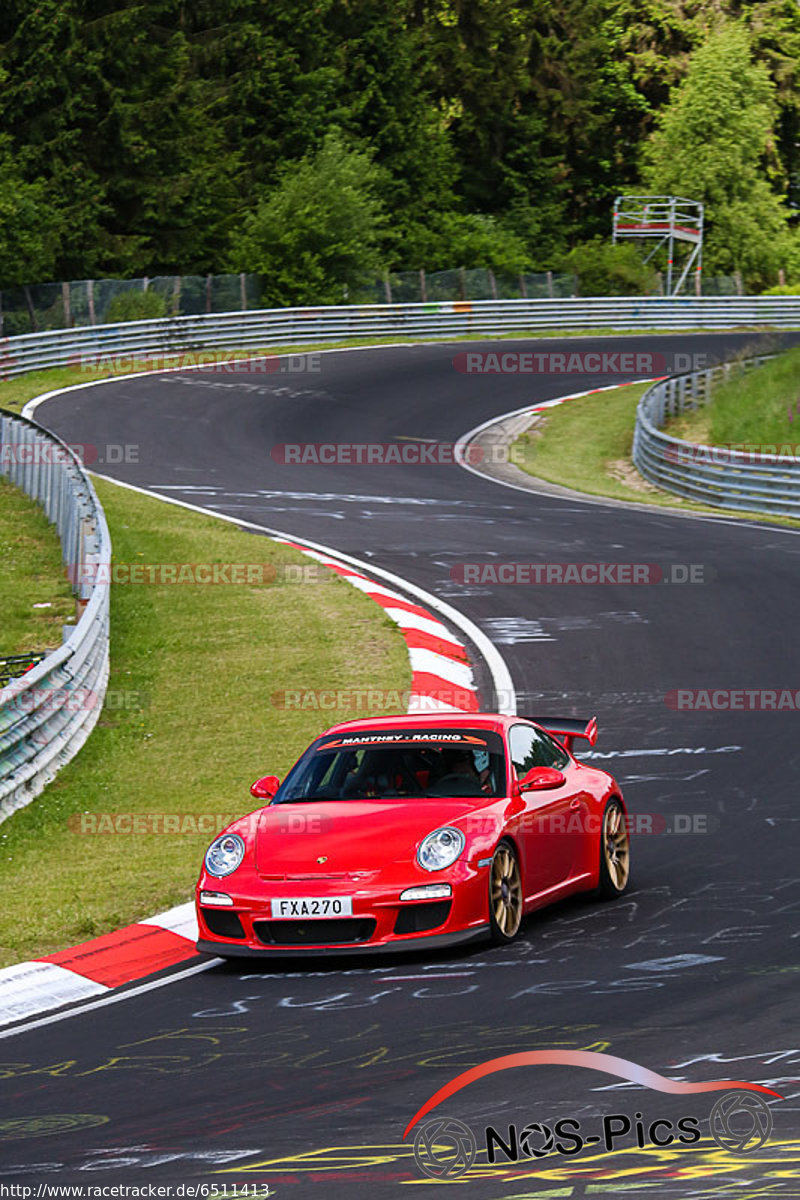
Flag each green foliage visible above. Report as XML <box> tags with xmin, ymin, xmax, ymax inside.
<box><xmin>0</xmin><ymin>477</ymin><xmax>76</xmax><ymax>655</ymax></box>
<box><xmin>671</xmin><ymin>347</ymin><xmax>800</xmax><ymax>447</ymax></box>
<box><xmin>643</xmin><ymin>23</ymin><xmax>796</xmax><ymax>289</ymax></box>
<box><xmin>562</xmin><ymin>238</ymin><xmax>660</xmax><ymax>295</ymax></box>
<box><xmin>762</xmin><ymin>282</ymin><xmax>800</xmax><ymax>295</ymax></box>
<box><xmin>105</xmin><ymin>290</ymin><xmax>167</xmax><ymax>323</ymax></box>
<box><xmin>0</xmin><ymin>1</ymin><xmax>798</xmax><ymax>290</ymax></box>
<box><xmin>0</xmin><ymin>475</ymin><xmax>412</xmax><ymax>966</ymax></box>
<box><xmin>228</xmin><ymin>130</ymin><xmax>388</xmax><ymax>306</ymax></box>
<box><xmin>0</xmin><ymin>135</ymin><xmax>60</xmax><ymax>289</ymax></box>
<box><xmin>418</xmin><ymin>213</ymin><xmax>533</xmax><ymax>274</ymax></box>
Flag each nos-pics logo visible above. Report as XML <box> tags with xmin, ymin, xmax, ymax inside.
<box><xmin>405</xmin><ymin>1050</ymin><xmax>780</xmax><ymax>1181</ymax></box>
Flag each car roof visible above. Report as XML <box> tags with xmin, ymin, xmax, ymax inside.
<box><xmin>320</xmin><ymin>712</ymin><xmax>513</xmax><ymax>737</ymax></box>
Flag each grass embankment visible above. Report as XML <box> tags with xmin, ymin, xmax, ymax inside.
<box><xmin>512</xmin><ymin>382</ymin><xmax>699</xmax><ymax>506</ymax></box>
<box><xmin>511</xmin><ymin>379</ymin><xmax>800</xmax><ymax>527</ymax></box>
<box><xmin>663</xmin><ymin>346</ymin><xmax>800</xmax><ymax>448</ymax></box>
<box><xmin>0</xmin><ymin>479</ymin><xmax>411</xmax><ymax>966</ymax></box>
<box><xmin>0</xmin><ymin>478</ymin><xmax>77</xmax><ymax>656</ymax></box>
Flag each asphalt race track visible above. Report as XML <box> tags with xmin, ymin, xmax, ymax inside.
<box><xmin>4</xmin><ymin>333</ymin><xmax>799</xmax><ymax>1198</ymax></box>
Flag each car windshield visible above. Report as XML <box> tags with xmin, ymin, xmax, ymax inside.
<box><xmin>273</xmin><ymin>728</ymin><xmax>507</xmax><ymax>802</ymax></box>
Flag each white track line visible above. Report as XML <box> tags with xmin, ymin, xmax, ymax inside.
<box><xmin>0</xmin><ymin>960</ymin><xmax>220</xmax><ymax>1040</ymax></box>
<box><xmin>453</xmin><ymin>380</ymin><xmax>800</xmax><ymax>536</ymax></box>
<box><xmin>4</xmin><ymin>364</ymin><xmax>518</xmax><ymax>1031</ymax></box>
<box><xmin>80</xmin><ymin>474</ymin><xmax>517</xmax><ymax>712</ymax></box>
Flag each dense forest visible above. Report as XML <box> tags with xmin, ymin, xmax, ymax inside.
<box><xmin>0</xmin><ymin>0</ymin><xmax>798</xmax><ymax>304</ymax></box>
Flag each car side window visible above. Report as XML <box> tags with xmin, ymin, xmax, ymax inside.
<box><xmin>537</xmin><ymin>729</ymin><xmax>570</xmax><ymax>770</ymax></box>
<box><xmin>509</xmin><ymin>723</ymin><xmax>570</xmax><ymax>775</ymax></box>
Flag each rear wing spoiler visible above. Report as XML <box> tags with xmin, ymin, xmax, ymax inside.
<box><xmin>530</xmin><ymin>716</ymin><xmax>598</xmax><ymax>755</ymax></box>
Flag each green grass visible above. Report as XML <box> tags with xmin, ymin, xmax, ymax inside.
<box><xmin>0</xmin><ymin>478</ymin><xmax>77</xmax><ymax>656</ymax></box>
<box><xmin>663</xmin><ymin>345</ymin><xmax>800</xmax><ymax>449</ymax></box>
<box><xmin>0</xmin><ymin>478</ymin><xmax>411</xmax><ymax>966</ymax></box>
<box><xmin>511</xmin><ymin>382</ymin><xmax>800</xmax><ymax>527</ymax></box>
<box><xmin>512</xmin><ymin>382</ymin><xmax>693</xmax><ymax>505</ymax></box>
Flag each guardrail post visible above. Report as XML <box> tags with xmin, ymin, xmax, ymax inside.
<box><xmin>0</xmin><ymin>408</ymin><xmax>111</xmax><ymax>823</ymax></box>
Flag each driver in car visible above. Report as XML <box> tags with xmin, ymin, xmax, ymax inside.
<box><xmin>438</xmin><ymin>746</ymin><xmax>492</xmax><ymax>794</ymax></box>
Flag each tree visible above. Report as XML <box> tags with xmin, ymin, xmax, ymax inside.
<box><xmin>0</xmin><ymin>134</ymin><xmax>60</xmax><ymax>289</ymax></box>
<box><xmin>0</xmin><ymin>0</ymin><xmax>243</xmax><ymax>277</ymax></box>
<box><xmin>418</xmin><ymin>0</ymin><xmax>571</xmax><ymax>257</ymax></box>
<box><xmin>2</xmin><ymin>0</ymin><xmax>799</xmax><ymax>285</ymax></box>
<box><xmin>642</xmin><ymin>23</ymin><xmax>796</xmax><ymax>288</ymax></box>
<box><xmin>228</xmin><ymin>130</ymin><xmax>388</xmax><ymax>306</ymax></box>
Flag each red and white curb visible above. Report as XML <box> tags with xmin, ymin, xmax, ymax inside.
<box><xmin>0</xmin><ymin>902</ymin><xmax>198</xmax><ymax>1027</ymax></box>
<box><xmin>0</xmin><ymin>546</ymin><xmax>481</xmax><ymax>1029</ymax></box>
<box><xmin>454</xmin><ymin>377</ymin><xmax>663</xmax><ymax>472</ymax></box>
<box><xmin>275</xmin><ymin>540</ymin><xmax>480</xmax><ymax>714</ymax></box>
<box><xmin>525</xmin><ymin>378</ymin><xmax>665</xmax><ymax>414</ymax></box>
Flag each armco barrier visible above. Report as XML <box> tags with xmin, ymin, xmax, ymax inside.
<box><xmin>2</xmin><ymin>296</ymin><xmax>800</xmax><ymax>379</ymax></box>
<box><xmin>632</xmin><ymin>357</ymin><xmax>800</xmax><ymax>517</ymax></box>
<box><xmin>0</xmin><ymin>302</ymin><xmax>797</xmax><ymax>817</ymax></box>
<box><xmin>0</xmin><ymin>410</ymin><xmax>110</xmax><ymax>821</ymax></box>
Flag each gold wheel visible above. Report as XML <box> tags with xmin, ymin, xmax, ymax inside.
<box><xmin>600</xmin><ymin>801</ymin><xmax>630</xmax><ymax>894</ymax></box>
<box><xmin>489</xmin><ymin>841</ymin><xmax>523</xmax><ymax>941</ymax></box>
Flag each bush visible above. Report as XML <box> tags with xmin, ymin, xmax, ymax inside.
<box><xmin>421</xmin><ymin>213</ymin><xmax>533</xmax><ymax>275</ymax></box>
<box><xmin>105</xmin><ymin>290</ymin><xmax>167</xmax><ymax>323</ymax></box>
<box><xmin>761</xmin><ymin>282</ymin><xmax>800</xmax><ymax>296</ymax></box>
<box><xmin>229</xmin><ymin>130</ymin><xmax>388</xmax><ymax>308</ymax></box>
<box><xmin>562</xmin><ymin>239</ymin><xmax>660</xmax><ymax>296</ymax></box>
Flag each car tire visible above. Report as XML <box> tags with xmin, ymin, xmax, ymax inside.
<box><xmin>596</xmin><ymin>799</ymin><xmax>630</xmax><ymax>899</ymax></box>
<box><xmin>488</xmin><ymin>838</ymin><xmax>523</xmax><ymax>943</ymax></box>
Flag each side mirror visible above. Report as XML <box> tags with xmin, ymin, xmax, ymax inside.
<box><xmin>251</xmin><ymin>774</ymin><xmax>281</xmax><ymax>800</ymax></box>
<box><xmin>518</xmin><ymin>766</ymin><xmax>566</xmax><ymax>793</ymax></box>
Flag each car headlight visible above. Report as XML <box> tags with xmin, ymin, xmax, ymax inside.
<box><xmin>417</xmin><ymin>826</ymin><xmax>465</xmax><ymax>872</ymax></box>
<box><xmin>205</xmin><ymin>833</ymin><xmax>245</xmax><ymax>877</ymax></box>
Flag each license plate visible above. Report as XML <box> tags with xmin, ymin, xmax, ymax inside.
<box><xmin>271</xmin><ymin>896</ymin><xmax>353</xmax><ymax>919</ymax></box>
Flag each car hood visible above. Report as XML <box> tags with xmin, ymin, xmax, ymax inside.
<box><xmin>254</xmin><ymin>798</ymin><xmax>481</xmax><ymax>877</ymax></box>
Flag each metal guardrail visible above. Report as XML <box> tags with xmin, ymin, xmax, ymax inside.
<box><xmin>0</xmin><ymin>301</ymin><xmax>797</xmax><ymax>815</ymax></box>
<box><xmin>632</xmin><ymin>357</ymin><xmax>800</xmax><ymax>517</ymax></box>
<box><xmin>0</xmin><ymin>410</ymin><xmax>110</xmax><ymax>821</ymax></box>
<box><xmin>2</xmin><ymin>297</ymin><xmax>800</xmax><ymax>380</ymax></box>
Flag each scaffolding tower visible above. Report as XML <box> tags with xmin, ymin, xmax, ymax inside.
<box><xmin>612</xmin><ymin>196</ymin><xmax>704</xmax><ymax>295</ymax></box>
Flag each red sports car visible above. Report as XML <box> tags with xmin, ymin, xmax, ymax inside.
<box><xmin>195</xmin><ymin>712</ymin><xmax>630</xmax><ymax>956</ymax></box>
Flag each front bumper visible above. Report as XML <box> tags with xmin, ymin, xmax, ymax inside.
<box><xmin>197</xmin><ymin>924</ymin><xmax>490</xmax><ymax>957</ymax></box>
<box><xmin>195</xmin><ymin>865</ymin><xmax>489</xmax><ymax>956</ymax></box>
